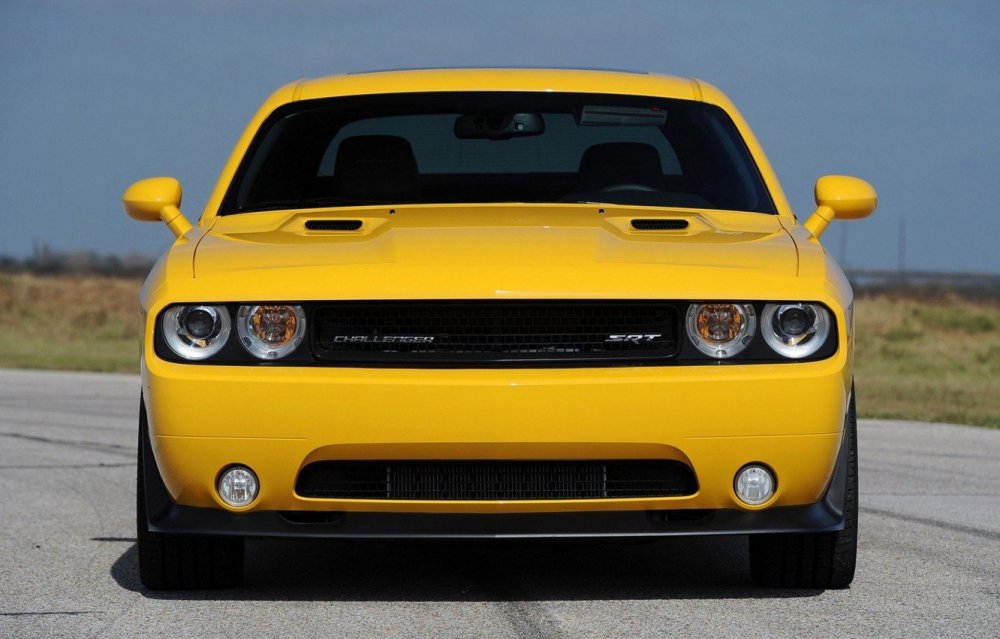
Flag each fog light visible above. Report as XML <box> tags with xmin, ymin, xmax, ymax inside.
<box><xmin>217</xmin><ymin>466</ymin><xmax>258</xmax><ymax>507</ymax></box>
<box><xmin>734</xmin><ymin>464</ymin><xmax>775</xmax><ymax>505</ymax></box>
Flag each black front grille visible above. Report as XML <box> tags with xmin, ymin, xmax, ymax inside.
<box><xmin>311</xmin><ymin>301</ymin><xmax>679</xmax><ymax>366</ymax></box>
<box><xmin>295</xmin><ymin>460</ymin><xmax>698</xmax><ymax>500</ymax></box>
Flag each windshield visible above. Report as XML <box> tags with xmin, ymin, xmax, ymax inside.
<box><xmin>221</xmin><ymin>92</ymin><xmax>776</xmax><ymax>215</ymax></box>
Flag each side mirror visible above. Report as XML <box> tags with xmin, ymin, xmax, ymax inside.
<box><xmin>122</xmin><ymin>177</ymin><xmax>192</xmax><ymax>238</ymax></box>
<box><xmin>803</xmin><ymin>175</ymin><xmax>877</xmax><ymax>238</ymax></box>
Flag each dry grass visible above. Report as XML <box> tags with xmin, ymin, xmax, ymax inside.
<box><xmin>0</xmin><ymin>272</ymin><xmax>140</xmax><ymax>372</ymax></box>
<box><xmin>854</xmin><ymin>292</ymin><xmax>1000</xmax><ymax>428</ymax></box>
<box><xmin>0</xmin><ymin>272</ymin><xmax>996</xmax><ymax>427</ymax></box>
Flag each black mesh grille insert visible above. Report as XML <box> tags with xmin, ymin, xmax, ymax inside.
<box><xmin>312</xmin><ymin>301</ymin><xmax>679</xmax><ymax>366</ymax></box>
<box><xmin>630</xmin><ymin>219</ymin><xmax>689</xmax><ymax>231</ymax></box>
<box><xmin>305</xmin><ymin>219</ymin><xmax>363</xmax><ymax>231</ymax></box>
<box><xmin>295</xmin><ymin>460</ymin><xmax>698</xmax><ymax>500</ymax></box>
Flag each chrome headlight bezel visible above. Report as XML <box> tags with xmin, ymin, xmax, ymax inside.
<box><xmin>685</xmin><ymin>302</ymin><xmax>757</xmax><ymax>359</ymax></box>
<box><xmin>236</xmin><ymin>304</ymin><xmax>307</xmax><ymax>360</ymax></box>
<box><xmin>161</xmin><ymin>304</ymin><xmax>231</xmax><ymax>360</ymax></box>
<box><xmin>761</xmin><ymin>303</ymin><xmax>831</xmax><ymax>359</ymax></box>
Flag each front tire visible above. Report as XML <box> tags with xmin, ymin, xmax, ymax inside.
<box><xmin>749</xmin><ymin>389</ymin><xmax>859</xmax><ymax>589</ymax></box>
<box><xmin>136</xmin><ymin>400</ymin><xmax>245</xmax><ymax>590</ymax></box>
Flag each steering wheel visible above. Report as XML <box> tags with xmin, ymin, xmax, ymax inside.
<box><xmin>598</xmin><ymin>183</ymin><xmax>659</xmax><ymax>193</ymax></box>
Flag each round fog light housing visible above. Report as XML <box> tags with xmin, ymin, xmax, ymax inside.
<box><xmin>734</xmin><ymin>464</ymin><xmax>775</xmax><ymax>506</ymax></box>
<box><xmin>217</xmin><ymin>465</ymin><xmax>259</xmax><ymax>507</ymax></box>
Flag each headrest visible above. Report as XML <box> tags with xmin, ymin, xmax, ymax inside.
<box><xmin>332</xmin><ymin>135</ymin><xmax>418</xmax><ymax>201</ymax></box>
<box><xmin>578</xmin><ymin>142</ymin><xmax>663</xmax><ymax>192</ymax></box>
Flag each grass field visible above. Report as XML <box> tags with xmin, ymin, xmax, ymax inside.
<box><xmin>1</xmin><ymin>272</ymin><xmax>997</xmax><ymax>427</ymax></box>
<box><xmin>853</xmin><ymin>293</ymin><xmax>999</xmax><ymax>428</ymax></box>
<box><xmin>0</xmin><ymin>272</ymin><xmax>140</xmax><ymax>372</ymax></box>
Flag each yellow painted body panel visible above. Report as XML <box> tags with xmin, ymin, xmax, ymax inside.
<box><xmin>143</xmin><ymin>357</ymin><xmax>848</xmax><ymax>514</ymax></box>
<box><xmin>134</xmin><ymin>68</ymin><xmax>863</xmax><ymax>517</ymax></box>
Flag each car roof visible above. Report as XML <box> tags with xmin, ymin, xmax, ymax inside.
<box><xmin>291</xmin><ymin>67</ymin><xmax>704</xmax><ymax>102</ymax></box>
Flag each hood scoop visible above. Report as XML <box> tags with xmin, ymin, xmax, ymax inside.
<box><xmin>305</xmin><ymin>219</ymin><xmax>364</xmax><ymax>231</ymax></box>
<box><xmin>630</xmin><ymin>218</ymin><xmax>689</xmax><ymax>231</ymax></box>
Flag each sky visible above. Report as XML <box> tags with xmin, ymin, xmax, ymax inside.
<box><xmin>1</xmin><ymin>0</ymin><xmax>998</xmax><ymax>273</ymax></box>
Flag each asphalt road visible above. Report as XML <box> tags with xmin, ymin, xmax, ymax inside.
<box><xmin>0</xmin><ymin>369</ymin><xmax>997</xmax><ymax>638</ymax></box>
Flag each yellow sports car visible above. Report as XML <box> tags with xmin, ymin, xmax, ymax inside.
<box><xmin>124</xmin><ymin>68</ymin><xmax>876</xmax><ymax>590</ymax></box>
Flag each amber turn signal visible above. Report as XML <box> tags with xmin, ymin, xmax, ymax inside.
<box><xmin>685</xmin><ymin>303</ymin><xmax>756</xmax><ymax>358</ymax></box>
<box><xmin>237</xmin><ymin>304</ymin><xmax>307</xmax><ymax>359</ymax></box>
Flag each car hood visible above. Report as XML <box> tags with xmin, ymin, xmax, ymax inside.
<box><xmin>190</xmin><ymin>205</ymin><xmax>799</xmax><ymax>299</ymax></box>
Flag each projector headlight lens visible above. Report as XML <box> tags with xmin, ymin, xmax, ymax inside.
<box><xmin>762</xmin><ymin>303</ymin><xmax>831</xmax><ymax>358</ymax></box>
<box><xmin>237</xmin><ymin>304</ymin><xmax>306</xmax><ymax>359</ymax></box>
<box><xmin>685</xmin><ymin>303</ymin><xmax>756</xmax><ymax>358</ymax></box>
<box><xmin>217</xmin><ymin>465</ymin><xmax>259</xmax><ymax>507</ymax></box>
<box><xmin>162</xmin><ymin>305</ymin><xmax>230</xmax><ymax>360</ymax></box>
<box><xmin>734</xmin><ymin>464</ymin><xmax>775</xmax><ymax>505</ymax></box>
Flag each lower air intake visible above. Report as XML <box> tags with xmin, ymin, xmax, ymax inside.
<box><xmin>295</xmin><ymin>460</ymin><xmax>698</xmax><ymax>500</ymax></box>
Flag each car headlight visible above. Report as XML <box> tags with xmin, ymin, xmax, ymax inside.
<box><xmin>685</xmin><ymin>303</ymin><xmax>756</xmax><ymax>358</ymax></box>
<box><xmin>761</xmin><ymin>303</ymin><xmax>831</xmax><ymax>358</ymax></box>
<box><xmin>162</xmin><ymin>305</ymin><xmax>231</xmax><ymax>360</ymax></box>
<box><xmin>237</xmin><ymin>304</ymin><xmax>307</xmax><ymax>359</ymax></box>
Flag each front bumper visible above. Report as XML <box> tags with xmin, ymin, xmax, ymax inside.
<box><xmin>142</xmin><ymin>351</ymin><xmax>851</xmax><ymax>524</ymax></box>
<box><xmin>142</xmin><ymin>394</ymin><xmax>851</xmax><ymax>537</ymax></box>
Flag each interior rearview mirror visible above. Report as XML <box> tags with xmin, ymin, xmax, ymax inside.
<box><xmin>454</xmin><ymin>112</ymin><xmax>544</xmax><ymax>139</ymax></box>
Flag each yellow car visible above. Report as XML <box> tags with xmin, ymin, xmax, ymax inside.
<box><xmin>124</xmin><ymin>68</ymin><xmax>875</xmax><ymax>591</ymax></box>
